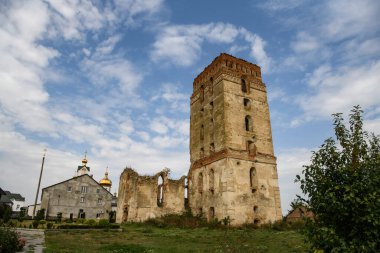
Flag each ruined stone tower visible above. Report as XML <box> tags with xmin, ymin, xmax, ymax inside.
<box><xmin>187</xmin><ymin>53</ymin><xmax>282</xmax><ymax>225</ymax></box>
<box><xmin>116</xmin><ymin>53</ymin><xmax>282</xmax><ymax>225</ymax></box>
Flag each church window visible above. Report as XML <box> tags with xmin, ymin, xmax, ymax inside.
<box><xmin>241</xmin><ymin>79</ymin><xmax>247</xmax><ymax>93</ymax></box>
<box><xmin>157</xmin><ymin>175</ymin><xmax>164</xmax><ymax>207</ymax></box>
<box><xmin>98</xmin><ymin>198</ymin><xmax>102</xmax><ymax>204</ymax></box>
<box><xmin>96</xmin><ymin>188</ymin><xmax>100</xmax><ymax>193</ymax></box>
<box><xmin>81</xmin><ymin>186</ymin><xmax>88</xmax><ymax>193</ymax></box>
<box><xmin>67</xmin><ymin>186</ymin><xmax>72</xmax><ymax>192</ymax></box>
<box><xmin>200</xmin><ymin>124</ymin><xmax>204</xmax><ymax>141</ymax></box>
<box><xmin>245</xmin><ymin>116</ymin><xmax>253</xmax><ymax>131</ymax></box>
<box><xmin>198</xmin><ymin>172</ymin><xmax>203</xmax><ymax>193</ymax></box>
<box><xmin>80</xmin><ymin>197</ymin><xmax>85</xmax><ymax>203</ymax></box>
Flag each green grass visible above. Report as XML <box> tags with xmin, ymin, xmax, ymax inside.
<box><xmin>44</xmin><ymin>223</ymin><xmax>308</xmax><ymax>253</ymax></box>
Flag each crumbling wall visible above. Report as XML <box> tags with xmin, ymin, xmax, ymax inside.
<box><xmin>116</xmin><ymin>168</ymin><xmax>186</xmax><ymax>223</ymax></box>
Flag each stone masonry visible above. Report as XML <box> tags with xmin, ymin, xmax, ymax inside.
<box><xmin>117</xmin><ymin>53</ymin><xmax>282</xmax><ymax>225</ymax></box>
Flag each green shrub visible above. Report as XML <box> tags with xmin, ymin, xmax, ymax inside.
<box><xmin>32</xmin><ymin>220</ymin><xmax>39</xmax><ymax>229</ymax></box>
<box><xmin>98</xmin><ymin>219</ymin><xmax>110</xmax><ymax>227</ymax></box>
<box><xmin>85</xmin><ymin>219</ymin><xmax>97</xmax><ymax>226</ymax></box>
<box><xmin>64</xmin><ymin>219</ymin><xmax>73</xmax><ymax>223</ymax></box>
<box><xmin>0</xmin><ymin>227</ymin><xmax>25</xmax><ymax>253</ymax></box>
<box><xmin>3</xmin><ymin>207</ymin><xmax>11</xmax><ymax>223</ymax></box>
<box><xmin>57</xmin><ymin>212</ymin><xmax>62</xmax><ymax>223</ymax></box>
<box><xmin>35</xmin><ymin>209</ymin><xmax>45</xmax><ymax>221</ymax></box>
<box><xmin>144</xmin><ymin>211</ymin><xmax>209</xmax><ymax>229</ymax></box>
<box><xmin>76</xmin><ymin>218</ymin><xmax>85</xmax><ymax>224</ymax></box>
<box><xmin>39</xmin><ymin>219</ymin><xmax>46</xmax><ymax>225</ymax></box>
<box><xmin>56</xmin><ymin>223</ymin><xmax>120</xmax><ymax>229</ymax></box>
<box><xmin>47</xmin><ymin>222</ymin><xmax>54</xmax><ymax>229</ymax></box>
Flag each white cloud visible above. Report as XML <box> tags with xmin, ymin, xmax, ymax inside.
<box><xmin>322</xmin><ymin>0</ymin><xmax>380</xmax><ymax>42</ymax></box>
<box><xmin>297</xmin><ymin>60</ymin><xmax>380</xmax><ymax>120</ymax></box>
<box><xmin>0</xmin><ymin>0</ymin><xmax>58</xmax><ymax>133</ymax></box>
<box><xmin>151</xmin><ymin>83</ymin><xmax>189</xmax><ymax>113</ymax></box>
<box><xmin>291</xmin><ymin>32</ymin><xmax>320</xmax><ymax>53</ymax></box>
<box><xmin>277</xmin><ymin>147</ymin><xmax>312</xmax><ymax>214</ymax></box>
<box><xmin>151</xmin><ymin>22</ymin><xmax>271</xmax><ymax>71</ymax></box>
<box><xmin>150</xmin><ymin>121</ymin><xmax>168</xmax><ymax>134</ymax></box>
<box><xmin>258</xmin><ymin>0</ymin><xmax>306</xmax><ymax>11</ymax></box>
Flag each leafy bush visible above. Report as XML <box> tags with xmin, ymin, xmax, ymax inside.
<box><xmin>144</xmin><ymin>210</ymin><xmax>209</xmax><ymax>229</ymax></box>
<box><xmin>76</xmin><ymin>218</ymin><xmax>85</xmax><ymax>224</ymax></box>
<box><xmin>85</xmin><ymin>219</ymin><xmax>97</xmax><ymax>226</ymax></box>
<box><xmin>35</xmin><ymin>209</ymin><xmax>45</xmax><ymax>221</ymax></box>
<box><xmin>39</xmin><ymin>219</ymin><xmax>46</xmax><ymax>225</ymax></box>
<box><xmin>98</xmin><ymin>219</ymin><xmax>110</xmax><ymax>227</ymax></box>
<box><xmin>0</xmin><ymin>227</ymin><xmax>25</xmax><ymax>253</ymax></box>
<box><xmin>47</xmin><ymin>222</ymin><xmax>54</xmax><ymax>229</ymax></box>
<box><xmin>32</xmin><ymin>220</ymin><xmax>39</xmax><ymax>229</ymax></box>
<box><xmin>57</xmin><ymin>212</ymin><xmax>62</xmax><ymax>223</ymax></box>
<box><xmin>296</xmin><ymin>106</ymin><xmax>380</xmax><ymax>252</ymax></box>
<box><xmin>56</xmin><ymin>223</ymin><xmax>120</xmax><ymax>229</ymax></box>
<box><xmin>3</xmin><ymin>207</ymin><xmax>11</xmax><ymax>223</ymax></box>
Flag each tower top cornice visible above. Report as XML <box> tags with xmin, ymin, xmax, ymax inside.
<box><xmin>193</xmin><ymin>53</ymin><xmax>262</xmax><ymax>90</ymax></box>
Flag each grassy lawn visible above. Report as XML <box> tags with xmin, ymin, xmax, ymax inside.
<box><xmin>44</xmin><ymin>224</ymin><xmax>308</xmax><ymax>253</ymax></box>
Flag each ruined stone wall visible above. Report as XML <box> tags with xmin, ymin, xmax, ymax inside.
<box><xmin>116</xmin><ymin>168</ymin><xmax>186</xmax><ymax>223</ymax></box>
<box><xmin>116</xmin><ymin>53</ymin><xmax>282</xmax><ymax>225</ymax></box>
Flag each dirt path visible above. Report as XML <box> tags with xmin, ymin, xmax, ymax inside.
<box><xmin>16</xmin><ymin>229</ymin><xmax>45</xmax><ymax>253</ymax></box>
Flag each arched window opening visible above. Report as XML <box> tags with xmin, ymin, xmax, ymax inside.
<box><xmin>184</xmin><ymin>177</ymin><xmax>189</xmax><ymax>208</ymax></box>
<box><xmin>209</xmin><ymin>207</ymin><xmax>215</xmax><ymax>220</ymax></box>
<box><xmin>253</xmin><ymin>206</ymin><xmax>258</xmax><ymax>212</ymax></box>
<box><xmin>200</xmin><ymin>147</ymin><xmax>204</xmax><ymax>157</ymax></box>
<box><xmin>209</xmin><ymin>77</ymin><xmax>213</xmax><ymax>95</ymax></box>
<box><xmin>250</xmin><ymin>167</ymin><xmax>258</xmax><ymax>193</ymax></box>
<box><xmin>210</xmin><ymin>101</ymin><xmax>214</xmax><ymax>111</ymax></box>
<box><xmin>198</xmin><ymin>172</ymin><xmax>203</xmax><ymax>194</ymax></box>
<box><xmin>209</xmin><ymin>169</ymin><xmax>215</xmax><ymax>193</ymax></box>
<box><xmin>241</xmin><ymin>79</ymin><xmax>247</xmax><ymax>93</ymax></box>
<box><xmin>200</xmin><ymin>124</ymin><xmax>204</xmax><ymax>141</ymax></box>
<box><xmin>200</xmin><ymin>85</ymin><xmax>204</xmax><ymax>102</ymax></box>
<box><xmin>254</xmin><ymin>218</ymin><xmax>260</xmax><ymax>225</ymax></box>
<box><xmin>247</xmin><ymin>141</ymin><xmax>256</xmax><ymax>155</ymax></box>
<box><xmin>157</xmin><ymin>175</ymin><xmax>164</xmax><ymax>207</ymax></box>
<box><xmin>209</xmin><ymin>118</ymin><xmax>214</xmax><ymax>141</ymax></box>
<box><xmin>209</xmin><ymin>143</ymin><xmax>215</xmax><ymax>153</ymax></box>
<box><xmin>245</xmin><ymin>116</ymin><xmax>253</xmax><ymax>131</ymax></box>
<box><xmin>243</xmin><ymin>98</ymin><xmax>251</xmax><ymax>109</ymax></box>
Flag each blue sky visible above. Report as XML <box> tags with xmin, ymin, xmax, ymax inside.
<box><xmin>1</xmin><ymin>0</ymin><xmax>379</xmax><ymax>215</ymax></box>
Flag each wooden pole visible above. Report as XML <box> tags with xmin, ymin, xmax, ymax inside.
<box><xmin>32</xmin><ymin>149</ymin><xmax>46</xmax><ymax>219</ymax></box>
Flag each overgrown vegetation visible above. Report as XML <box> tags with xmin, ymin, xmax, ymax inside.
<box><xmin>45</xmin><ymin>223</ymin><xmax>308</xmax><ymax>253</ymax></box>
<box><xmin>0</xmin><ymin>227</ymin><xmax>25</xmax><ymax>253</ymax></box>
<box><xmin>296</xmin><ymin>106</ymin><xmax>380</xmax><ymax>252</ymax></box>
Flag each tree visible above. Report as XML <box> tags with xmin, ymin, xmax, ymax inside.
<box><xmin>35</xmin><ymin>208</ymin><xmax>45</xmax><ymax>221</ymax></box>
<box><xmin>296</xmin><ymin>106</ymin><xmax>380</xmax><ymax>252</ymax></box>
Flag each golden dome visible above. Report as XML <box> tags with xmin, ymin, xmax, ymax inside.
<box><xmin>99</xmin><ymin>170</ymin><xmax>112</xmax><ymax>187</ymax></box>
<box><xmin>82</xmin><ymin>151</ymin><xmax>88</xmax><ymax>165</ymax></box>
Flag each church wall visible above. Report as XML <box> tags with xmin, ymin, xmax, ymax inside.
<box><xmin>41</xmin><ymin>175</ymin><xmax>112</xmax><ymax>219</ymax></box>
